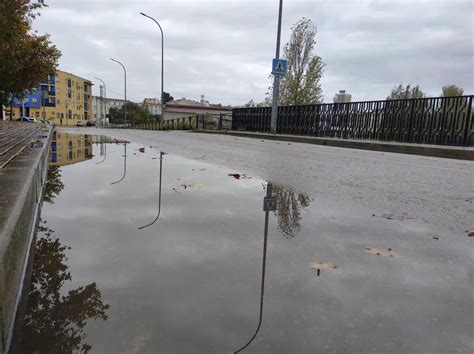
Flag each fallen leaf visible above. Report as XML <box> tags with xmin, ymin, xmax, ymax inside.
<box><xmin>138</xmin><ymin>147</ymin><xmax>145</xmax><ymax>153</ymax></box>
<box><xmin>365</xmin><ymin>247</ymin><xmax>399</xmax><ymax>257</ymax></box>
<box><xmin>228</xmin><ymin>173</ymin><xmax>241</xmax><ymax>179</ymax></box>
<box><xmin>187</xmin><ymin>183</ymin><xmax>205</xmax><ymax>190</ymax></box>
<box><xmin>310</xmin><ymin>262</ymin><xmax>338</xmax><ymax>270</ymax></box>
<box><xmin>465</xmin><ymin>230</ymin><xmax>474</xmax><ymax>237</ymax></box>
<box><xmin>377</xmin><ymin>213</ymin><xmax>416</xmax><ymax>221</ymax></box>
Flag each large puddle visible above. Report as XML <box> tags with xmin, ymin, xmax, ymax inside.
<box><xmin>13</xmin><ymin>132</ymin><xmax>473</xmax><ymax>353</ymax></box>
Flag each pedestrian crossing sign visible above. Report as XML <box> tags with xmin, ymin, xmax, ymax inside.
<box><xmin>272</xmin><ymin>58</ymin><xmax>287</xmax><ymax>77</ymax></box>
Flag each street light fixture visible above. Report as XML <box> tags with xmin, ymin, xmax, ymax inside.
<box><xmin>110</xmin><ymin>58</ymin><xmax>127</xmax><ymax>127</ymax></box>
<box><xmin>94</xmin><ymin>77</ymin><xmax>107</xmax><ymax>127</ymax></box>
<box><xmin>140</xmin><ymin>12</ymin><xmax>165</xmax><ymax>121</ymax></box>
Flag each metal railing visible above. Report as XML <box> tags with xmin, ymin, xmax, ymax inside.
<box><xmin>232</xmin><ymin>96</ymin><xmax>474</xmax><ymax>146</ymax></box>
<box><xmin>130</xmin><ymin>113</ymin><xmax>232</xmax><ymax>131</ymax></box>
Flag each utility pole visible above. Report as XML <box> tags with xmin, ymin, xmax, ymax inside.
<box><xmin>270</xmin><ymin>0</ymin><xmax>284</xmax><ymax>134</ymax></box>
<box><xmin>95</xmin><ymin>77</ymin><xmax>107</xmax><ymax>127</ymax></box>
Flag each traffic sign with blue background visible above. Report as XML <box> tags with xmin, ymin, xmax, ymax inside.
<box><xmin>272</xmin><ymin>58</ymin><xmax>287</xmax><ymax>77</ymax></box>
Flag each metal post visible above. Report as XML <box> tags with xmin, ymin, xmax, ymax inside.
<box><xmin>95</xmin><ymin>77</ymin><xmax>107</xmax><ymax>127</ymax></box>
<box><xmin>270</xmin><ymin>0</ymin><xmax>284</xmax><ymax>134</ymax></box>
<box><xmin>110</xmin><ymin>58</ymin><xmax>127</xmax><ymax>127</ymax></box>
<box><xmin>141</xmin><ymin>12</ymin><xmax>165</xmax><ymax>122</ymax></box>
<box><xmin>42</xmin><ymin>90</ymin><xmax>46</xmax><ymax>122</ymax></box>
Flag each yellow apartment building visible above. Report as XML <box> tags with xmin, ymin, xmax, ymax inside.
<box><xmin>11</xmin><ymin>70</ymin><xmax>92</xmax><ymax>126</ymax></box>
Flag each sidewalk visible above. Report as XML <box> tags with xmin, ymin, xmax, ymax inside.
<box><xmin>192</xmin><ymin>130</ymin><xmax>474</xmax><ymax>161</ymax></box>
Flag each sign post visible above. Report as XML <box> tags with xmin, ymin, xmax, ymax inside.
<box><xmin>270</xmin><ymin>0</ymin><xmax>284</xmax><ymax>134</ymax></box>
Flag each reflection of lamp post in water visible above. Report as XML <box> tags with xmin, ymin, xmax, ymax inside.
<box><xmin>96</xmin><ymin>139</ymin><xmax>107</xmax><ymax>164</ymax></box>
<box><xmin>110</xmin><ymin>143</ymin><xmax>127</xmax><ymax>184</ymax></box>
<box><xmin>138</xmin><ymin>151</ymin><xmax>165</xmax><ymax>230</ymax></box>
<box><xmin>234</xmin><ymin>183</ymin><xmax>276</xmax><ymax>353</ymax></box>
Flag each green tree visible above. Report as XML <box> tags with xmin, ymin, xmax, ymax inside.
<box><xmin>0</xmin><ymin>0</ymin><xmax>61</xmax><ymax>118</ymax></box>
<box><xmin>387</xmin><ymin>84</ymin><xmax>426</xmax><ymax>100</ymax></box>
<box><xmin>109</xmin><ymin>102</ymin><xmax>152</xmax><ymax>124</ymax></box>
<box><xmin>268</xmin><ymin>18</ymin><xmax>325</xmax><ymax>105</ymax></box>
<box><xmin>441</xmin><ymin>84</ymin><xmax>464</xmax><ymax>97</ymax></box>
<box><xmin>162</xmin><ymin>92</ymin><xmax>173</xmax><ymax>104</ymax></box>
<box><xmin>21</xmin><ymin>221</ymin><xmax>109</xmax><ymax>353</ymax></box>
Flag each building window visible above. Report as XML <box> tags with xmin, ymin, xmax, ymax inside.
<box><xmin>68</xmin><ymin>110</ymin><xmax>72</xmax><ymax>119</ymax></box>
<box><xmin>67</xmin><ymin>79</ymin><xmax>71</xmax><ymax>88</ymax></box>
<box><xmin>68</xmin><ymin>89</ymin><xmax>71</xmax><ymax>99</ymax></box>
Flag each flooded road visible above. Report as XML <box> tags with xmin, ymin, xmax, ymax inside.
<box><xmin>15</xmin><ymin>132</ymin><xmax>473</xmax><ymax>353</ymax></box>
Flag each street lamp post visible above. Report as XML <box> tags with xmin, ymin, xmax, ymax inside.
<box><xmin>140</xmin><ymin>12</ymin><xmax>164</xmax><ymax>121</ymax></box>
<box><xmin>270</xmin><ymin>0</ymin><xmax>284</xmax><ymax>134</ymax></box>
<box><xmin>110</xmin><ymin>58</ymin><xmax>127</xmax><ymax>127</ymax></box>
<box><xmin>95</xmin><ymin>77</ymin><xmax>107</xmax><ymax>127</ymax></box>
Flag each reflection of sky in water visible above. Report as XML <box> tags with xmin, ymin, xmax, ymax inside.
<box><xmin>20</xmin><ymin>135</ymin><xmax>474</xmax><ymax>353</ymax></box>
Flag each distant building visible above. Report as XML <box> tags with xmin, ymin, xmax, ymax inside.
<box><xmin>333</xmin><ymin>90</ymin><xmax>352</xmax><ymax>103</ymax></box>
<box><xmin>92</xmin><ymin>96</ymin><xmax>127</xmax><ymax>123</ymax></box>
<box><xmin>143</xmin><ymin>98</ymin><xmax>162</xmax><ymax>116</ymax></box>
<box><xmin>9</xmin><ymin>70</ymin><xmax>92</xmax><ymax>126</ymax></box>
<box><xmin>164</xmin><ymin>96</ymin><xmax>231</xmax><ymax>120</ymax></box>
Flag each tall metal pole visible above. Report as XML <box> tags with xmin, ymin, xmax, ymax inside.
<box><xmin>110</xmin><ymin>58</ymin><xmax>127</xmax><ymax>127</ymax></box>
<box><xmin>95</xmin><ymin>77</ymin><xmax>107</xmax><ymax>127</ymax></box>
<box><xmin>140</xmin><ymin>12</ymin><xmax>165</xmax><ymax>121</ymax></box>
<box><xmin>42</xmin><ymin>90</ymin><xmax>46</xmax><ymax>122</ymax></box>
<box><xmin>270</xmin><ymin>0</ymin><xmax>284</xmax><ymax>134</ymax></box>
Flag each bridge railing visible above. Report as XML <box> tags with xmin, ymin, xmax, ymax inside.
<box><xmin>130</xmin><ymin>113</ymin><xmax>232</xmax><ymax>132</ymax></box>
<box><xmin>232</xmin><ymin>96</ymin><xmax>474</xmax><ymax>146</ymax></box>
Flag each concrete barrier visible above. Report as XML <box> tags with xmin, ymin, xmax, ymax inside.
<box><xmin>191</xmin><ymin>130</ymin><xmax>474</xmax><ymax>161</ymax></box>
<box><xmin>0</xmin><ymin>126</ymin><xmax>51</xmax><ymax>353</ymax></box>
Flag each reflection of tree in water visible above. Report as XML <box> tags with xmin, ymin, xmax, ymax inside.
<box><xmin>43</xmin><ymin>165</ymin><xmax>64</xmax><ymax>204</ymax></box>
<box><xmin>21</xmin><ymin>221</ymin><xmax>109</xmax><ymax>354</ymax></box>
<box><xmin>272</xmin><ymin>185</ymin><xmax>311</xmax><ymax>238</ymax></box>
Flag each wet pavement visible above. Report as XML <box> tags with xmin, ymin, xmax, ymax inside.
<box><xmin>15</xmin><ymin>132</ymin><xmax>474</xmax><ymax>353</ymax></box>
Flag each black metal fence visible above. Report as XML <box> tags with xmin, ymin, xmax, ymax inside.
<box><xmin>130</xmin><ymin>113</ymin><xmax>232</xmax><ymax>131</ymax></box>
<box><xmin>232</xmin><ymin>96</ymin><xmax>474</xmax><ymax>146</ymax></box>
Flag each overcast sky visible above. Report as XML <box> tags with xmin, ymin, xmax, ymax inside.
<box><xmin>33</xmin><ymin>0</ymin><xmax>473</xmax><ymax>105</ymax></box>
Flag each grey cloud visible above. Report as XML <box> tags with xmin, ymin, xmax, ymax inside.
<box><xmin>34</xmin><ymin>0</ymin><xmax>473</xmax><ymax>104</ymax></box>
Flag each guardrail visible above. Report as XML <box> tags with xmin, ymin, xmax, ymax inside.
<box><xmin>130</xmin><ymin>114</ymin><xmax>232</xmax><ymax>131</ymax></box>
<box><xmin>232</xmin><ymin>96</ymin><xmax>474</xmax><ymax>146</ymax></box>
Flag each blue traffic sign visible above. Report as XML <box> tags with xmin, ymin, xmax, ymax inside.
<box><xmin>272</xmin><ymin>58</ymin><xmax>287</xmax><ymax>77</ymax></box>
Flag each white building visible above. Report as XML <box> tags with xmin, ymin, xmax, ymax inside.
<box><xmin>92</xmin><ymin>96</ymin><xmax>127</xmax><ymax>123</ymax></box>
<box><xmin>143</xmin><ymin>98</ymin><xmax>162</xmax><ymax>116</ymax></box>
<box><xmin>333</xmin><ymin>90</ymin><xmax>352</xmax><ymax>103</ymax></box>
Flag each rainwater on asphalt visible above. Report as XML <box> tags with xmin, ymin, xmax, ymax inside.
<box><xmin>14</xmin><ymin>132</ymin><xmax>473</xmax><ymax>353</ymax></box>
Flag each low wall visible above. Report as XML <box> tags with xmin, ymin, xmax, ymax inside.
<box><xmin>0</xmin><ymin>126</ymin><xmax>52</xmax><ymax>353</ymax></box>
